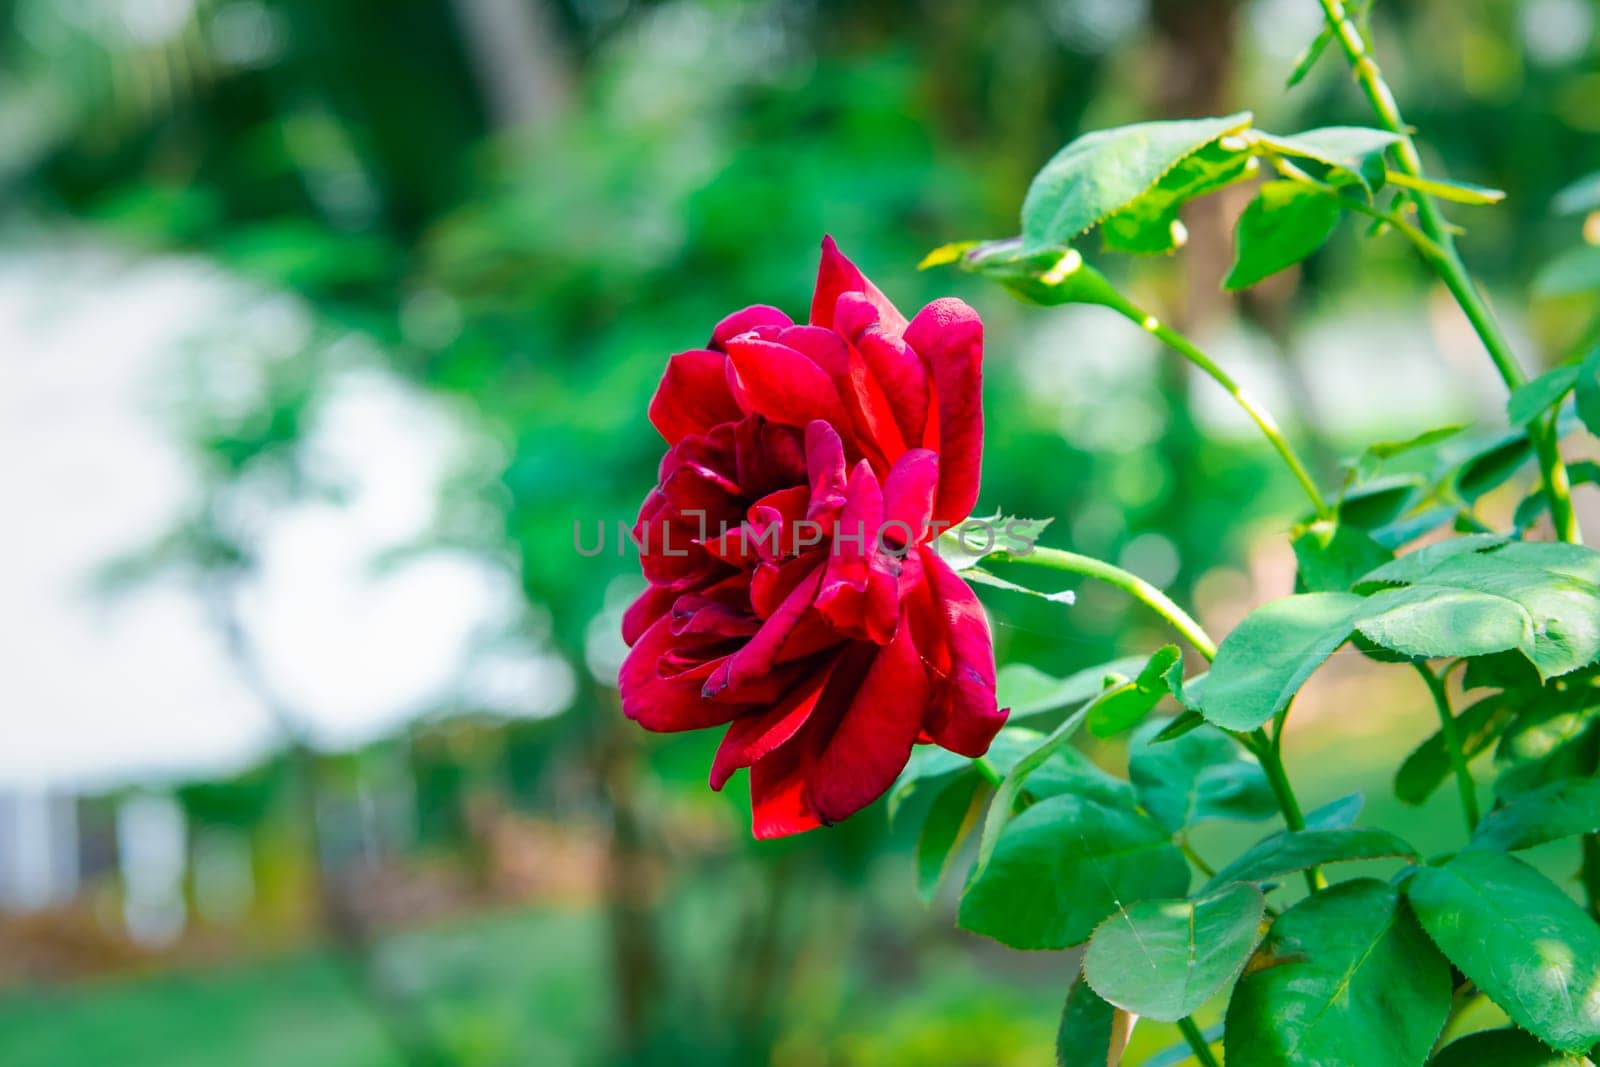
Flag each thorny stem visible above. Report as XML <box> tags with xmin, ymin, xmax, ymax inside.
<box><xmin>1314</xmin><ymin>0</ymin><xmax>1581</xmax><ymax>544</ymax></box>
<box><xmin>1415</xmin><ymin>663</ymin><xmax>1480</xmax><ymax>832</ymax></box>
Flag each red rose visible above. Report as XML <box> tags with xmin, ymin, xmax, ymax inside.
<box><xmin>619</xmin><ymin>237</ymin><xmax>1005</xmax><ymax>838</ymax></box>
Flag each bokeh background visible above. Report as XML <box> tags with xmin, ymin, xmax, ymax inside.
<box><xmin>1</xmin><ymin>0</ymin><xmax>1598</xmax><ymax>1064</ymax></box>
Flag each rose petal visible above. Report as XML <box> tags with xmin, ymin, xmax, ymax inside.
<box><xmin>853</xmin><ymin>317</ymin><xmax>930</xmax><ymax>449</ymax></box>
<box><xmin>705</xmin><ymin>562</ymin><xmax>824</xmax><ymax>697</ymax></box>
<box><xmin>810</xmin><ymin>236</ymin><xmax>907</xmax><ymax>335</ymax></box>
<box><xmin>648</xmin><ymin>350</ymin><xmax>743</xmax><ymax>444</ymax></box>
<box><xmin>805</xmin><ymin>420</ymin><xmax>849</xmax><ymax>522</ymax></box>
<box><xmin>904</xmin><ymin>298</ymin><xmax>984</xmax><ymax>525</ymax></box>
<box><xmin>918</xmin><ymin>546</ymin><xmax>1005</xmax><ymax>757</ymax></box>
<box><xmin>622</xmin><ymin>584</ymin><xmax>677</xmax><ymax>646</ymax></box>
<box><xmin>711</xmin><ymin>305</ymin><xmax>793</xmax><ymax>349</ymax></box>
<box><xmin>709</xmin><ymin>665</ymin><xmax>833</xmax><ymax>790</ymax></box>
<box><xmin>724</xmin><ymin>336</ymin><xmax>848</xmax><ymax>430</ymax></box>
<box><xmin>881</xmin><ymin>448</ymin><xmax>938</xmax><ymax>548</ymax></box>
<box><xmin>619</xmin><ymin>616</ymin><xmax>750</xmax><ymax>732</ymax></box>
<box><xmin>808</xmin><ymin>620</ymin><xmax>931</xmax><ymax>823</ymax></box>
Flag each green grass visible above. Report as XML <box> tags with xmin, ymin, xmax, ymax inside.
<box><xmin>0</xmin><ymin>905</ymin><xmax>610</xmax><ymax>1067</ymax></box>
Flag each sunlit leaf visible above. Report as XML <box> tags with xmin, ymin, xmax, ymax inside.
<box><xmin>1255</xmin><ymin>126</ymin><xmax>1401</xmax><ymax>191</ymax></box>
<box><xmin>1197</xmin><ymin>593</ymin><xmax>1362</xmax><ymax>730</ymax></box>
<box><xmin>1226</xmin><ymin>879</ymin><xmax>1451</xmax><ymax>1067</ymax></box>
<box><xmin>1224</xmin><ymin>181</ymin><xmax>1343</xmax><ymax>290</ymax></box>
<box><xmin>1407</xmin><ymin>851</ymin><xmax>1600</xmax><ymax>1053</ymax></box>
<box><xmin>1084</xmin><ymin>883</ymin><xmax>1265</xmax><ymax>1022</ymax></box>
<box><xmin>1021</xmin><ymin>112</ymin><xmax>1253</xmax><ymax>249</ymax></box>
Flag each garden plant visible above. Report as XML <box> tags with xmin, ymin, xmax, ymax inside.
<box><xmin>619</xmin><ymin>2</ymin><xmax>1600</xmax><ymax>1065</ymax></box>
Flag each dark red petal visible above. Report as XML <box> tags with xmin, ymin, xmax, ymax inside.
<box><xmin>777</xmin><ymin>324</ymin><xmax>852</xmax><ymax>381</ymax></box>
<box><xmin>809</xmin><ymin>236</ymin><xmax>908</xmax><ymax>335</ymax></box>
<box><xmin>711</xmin><ymin>305</ymin><xmax>793</xmax><ymax>349</ymax></box>
<box><xmin>918</xmin><ymin>546</ymin><xmax>1005</xmax><ymax>757</ymax></box>
<box><xmin>724</xmin><ymin>337</ymin><xmax>848</xmax><ymax>430</ymax></box>
<box><xmin>619</xmin><ymin>617</ymin><xmax>750</xmax><ymax>732</ymax></box>
<box><xmin>709</xmin><ymin>665</ymin><xmax>833</xmax><ymax>790</ymax></box>
<box><xmin>622</xmin><ymin>584</ymin><xmax>678</xmax><ymax>646</ymax></box>
<box><xmin>749</xmin><ymin>736</ymin><xmax>823</xmax><ymax>839</ymax></box>
<box><xmin>805</xmin><ymin>420</ymin><xmax>849</xmax><ymax>522</ymax></box>
<box><xmin>808</xmin><ymin>617</ymin><xmax>931</xmax><ymax>823</ymax></box>
<box><xmin>706</xmin><ymin>562</ymin><xmax>824</xmax><ymax>697</ymax></box>
<box><xmin>904</xmin><ymin>299</ymin><xmax>984</xmax><ymax>526</ymax></box>
<box><xmin>881</xmin><ymin>448</ymin><xmax>939</xmax><ymax>547</ymax></box>
<box><xmin>853</xmin><ymin>318</ymin><xmax>930</xmax><ymax>449</ymax></box>
<box><xmin>648</xmin><ymin>350</ymin><xmax>743</xmax><ymax>444</ymax></box>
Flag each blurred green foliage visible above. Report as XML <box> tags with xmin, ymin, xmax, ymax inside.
<box><xmin>1</xmin><ymin>0</ymin><xmax>1597</xmax><ymax>1062</ymax></box>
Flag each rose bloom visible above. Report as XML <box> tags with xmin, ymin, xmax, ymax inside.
<box><xmin>619</xmin><ymin>237</ymin><xmax>1006</xmax><ymax>838</ymax></box>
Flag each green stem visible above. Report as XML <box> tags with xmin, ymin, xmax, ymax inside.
<box><xmin>1314</xmin><ymin>0</ymin><xmax>1580</xmax><ymax>544</ymax></box>
<box><xmin>997</xmin><ymin>546</ymin><xmax>1217</xmax><ymax>660</ymax></box>
<box><xmin>1180</xmin><ymin>838</ymin><xmax>1218</xmax><ymax>879</ymax></box>
<box><xmin>1250</xmin><ymin>725</ymin><xmax>1325</xmax><ymax>891</ymax></box>
<box><xmin>1414</xmin><ymin>663</ymin><xmax>1479</xmax><ymax>833</ymax></box>
<box><xmin>1176</xmin><ymin>1016</ymin><xmax>1222</xmax><ymax>1067</ymax></box>
<box><xmin>1098</xmin><ymin>295</ymin><xmax>1333</xmax><ymax>520</ymax></box>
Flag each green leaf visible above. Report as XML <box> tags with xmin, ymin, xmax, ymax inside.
<box><xmin>1304</xmin><ymin>791</ymin><xmax>1366</xmax><ymax>830</ymax></box>
<box><xmin>1453</xmin><ymin>429</ymin><xmax>1536</xmax><ymax>501</ymax></box>
<box><xmin>958</xmin><ymin>793</ymin><xmax>1189</xmax><ymax>950</ymax></box>
<box><xmin>996</xmin><ymin>656</ymin><xmax>1148</xmax><ymax>720</ymax></box>
<box><xmin>1100</xmin><ymin>138</ymin><xmax>1258</xmax><ymax>254</ymax></box>
<box><xmin>1407</xmin><ymin>851</ymin><xmax>1600</xmax><ymax>1053</ymax></box>
<box><xmin>1355</xmin><ymin>542</ymin><xmax>1600</xmax><ymax>679</ymax></box>
<box><xmin>1350</xmin><ymin>423</ymin><xmax>1466</xmax><ymax>480</ymax></box>
<box><xmin>1285</xmin><ymin>26</ymin><xmax>1334</xmax><ymax>87</ymax></box>
<box><xmin>1394</xmin><ymin>691</ymin><xmax>1515</xmax><ymax>805</ymax></box>
<box><xmin>1055</xmin><ymin>977</ymin><xmax>1134</xmax><ymax>1067</ymax></box>
<box><xmin>1339</xmin><ymin>475</ymin><xmax>1425</xmax><ymax>532</ymax></box>
<box><xmin>1292</xmin><ymin>518</ymin><xmax>1393</xmax><ymax>592</ymax></box>
<box><xmin>936</xmin><ymin>511</ymin><xmax>1054</xmax><ymax>571</ymax></box>
<box><xmin>1535</xmin><ymin>245</ymin><xmax>1600</xmax><ymax>297</ymax></box>
<box><xmin>1256</xmin><ymin>126</ymin><xmax>1401</xmax><ymax>191</ymax></box>
<box><xmin>915</xmin><ymin>773</ymin><xmax>986</xmax><ymax>904</ymax></box>
<box><xmin>1224</xmin><ymin>181</ymin><xmax>1343</xmax><ymax>290</ymax></box>
<box><xmin>1432</xmin><ymin>1028</ymin><xmax>1596</xmax><ymax>1067</ymax></box>
<box><xmin>1197</xmin><ymin>592</ymin><xmax>1362</xmax><ymax>730</ymax></box>
<box><xmin>1021</xmin><ymin>113</ymin><xmax>1253</xmax><ymax>250</ymax></box>
<box><xmin>1555</xmin><ymin>171</ymin><xmax>1600</xmax><ymax>216</ymax></box>
<box><xmin>1225</xmin><ymin>879</ymin><xmax>1451</xmax><ymax>1067</ymax></box>
<box><xmin>887</xmin><ymin>745</ymin><xmax>971</xmax><ymax>823</ymax></box>
<box><xmin>1470</xmin><ymin>777</ymin><xmax>1600</xmax><ymax>853</ymax></box>
<box><xmin>1384</xmin><ymin>170</ymin><xmax>1506</xmax><ymax>205</ymax></box>
<box><xmin>1204</xmin><ymin>827</ymin><xmax>1417</xmax><ymax>892</ymax></box>
<box><xmin>1086</xmin><ymin>645</ymin><xmax>1181</xmax><ymax>738</ymax></box>
<box><xmin>1083</xmin><ymin>884</ymin><xmax>1266</xmax><ymax>1022</ymax></box>
<box><xmin>1129</xmin><ymin>719</ymin><xmax>1277</xmax><ymax>833</ymax></box>
<box><xmin>1509</xmin><ymin>363</ymin><xmax>1582</xmax><ymax>426</ymax></box>
<box><xmin>1575</xmin><ymin>346</ymin><xmax>1600</xmax><ymax>437</ymax></box>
